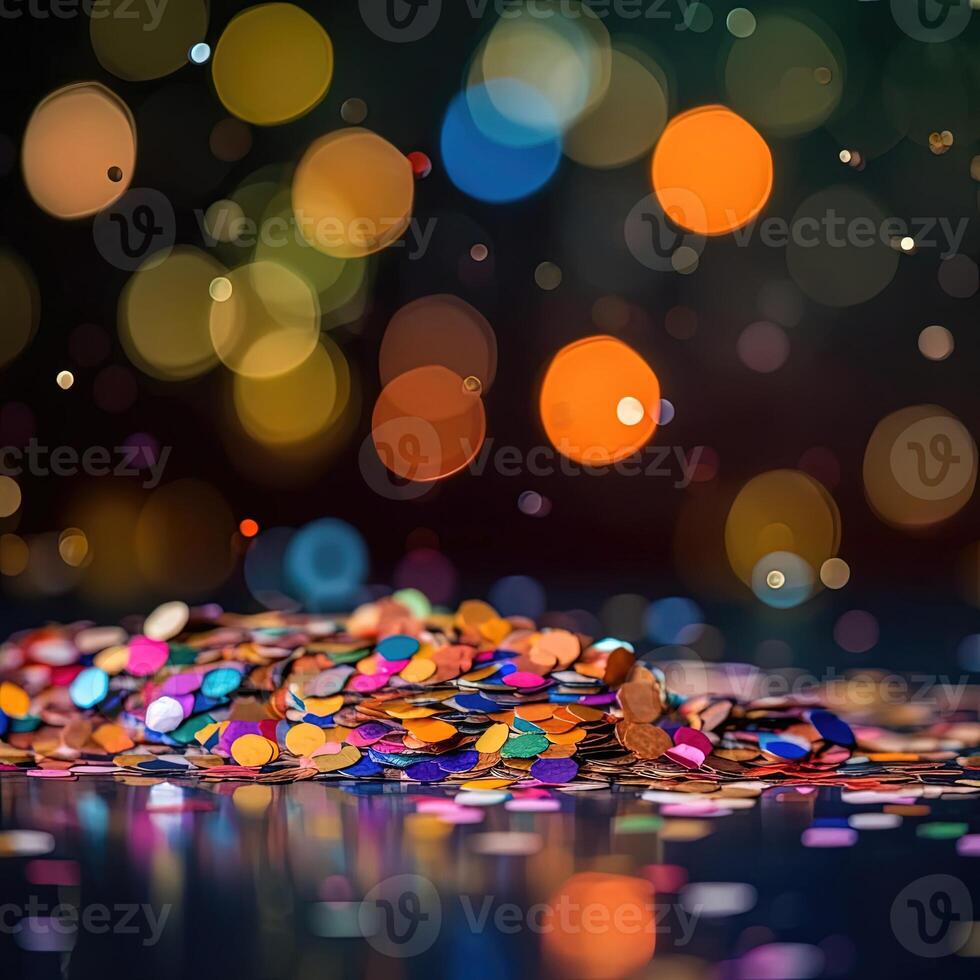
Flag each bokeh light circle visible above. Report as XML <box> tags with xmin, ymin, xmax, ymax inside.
<box><xmin>0</xmin><ymin>251</ymin><xmax>39</xmax><ymax>368</ymax></box>
<box><xmin>473</xmin><ymin>0</ymin><xmax>611</xmax><ymax>136</ymax></box>
<box><xmin>564</xmin><ymin>48</ymin><xmax>668</xmax><ymax>169</ymax></box>
<box><xmin>372</xmin><ymin>366</ymin><xmax>486</xmax><ymax>482</ymax></box>
<box><xmin>91</xmin><ymin>0</ymin><xmax>209</xmax><ymax>81</ymax></box>
<box><xmin>834</xmin><ymin>610</ymin><xmax>878</xmax><ymax>654</ymax></box>
<box><xmin>244</xmin><ymin>526</ymin><xmax>300</xmax><ymax>611</ymax></box>
<box><xmin>293</xmin><ymin>128</ymin><xmax>414</xmax><ymax>258</ymax></box>
<box><xmin>786</xmin><ymin>186</ymin><xmax>899</xmax><ymax>307</ymax></box>
<box><xmin>820</xmin><ymin>558</ymin><xmax>851</xmax><ymax>590</ymax></box>
<box><xmin>441</xmin><ymin>85</ymin><xmax>561</xmax><ymax>203</ymax></box>
<box><xmin>725</xmin><ymin>470</ymin><xmax>841</xmax><ymax>592</ymax></box>
<box><xmin>652</xmin><ymin>105</ymin><xmax>773</xmax><ymax>236</ymax></box>
<box><xmin>0</xmin><ymin>477</ymin><xmax>21</xmax><ymax>518</ymax></box>
<box><xmin>918</xmin><ymin>325</ymin><xmax>954</xmax><ymax>361</ymax></box>
<box><xmin>751</xmin><ymin>551</ymin><xmax>815</xmax><ymax>609</ymax></box>
<box><xmin>737</xmin><ymin>321</ymin><xmax>790</xmax><ymax>373</ymax></box>
<box><xmin>863</xmin><ymin>405</ymin><xmax>977</xmax><ymax>529</ymax></box>
<box><xmin>212</xmin><ymin>3</ymin><xmax>333</xmax><ymax>125</ymax></box>
<box><xmin>209</xmin><ymin>261</ymin><xmax>320</xmax><ymax>378</ymax></box>
<box><xmin>724</xmin><ymin>13</ymin><xmax>844</xmax><ymax>136</ymax></box>
<box><xmin>488</xmin><ymin>575</ymin><xmax>546</xmax><ymax>620</ymax></box>
<box><xmin>234</xmin><ymin>338</ymin><xmax>349</xmax><ymax>447</ymax></box>
<box><xmin>136</xmin><ymin>480</ymin><xmax>236</xmax><ymax>596</ymax></box>
<box><xmin>22</xmin><ymin>83</ymin><xmax>136</xmax><ymax>219</ymax></box>
<box><xmin>120</xmin><ymin>246</ymin><xmax>223</xmax><ymax>380</ymax></box>
<box><xmin>284</xmin><ymin>518</ymin><xmax>368</xmax><ymax>611</ymax></box>
<box><xmin>379</xmin><ymin>295</ymin><xmax>497</xmax><ymax>393</ymax></box>
<box><xmin>539</xmin><ymin>336</ymin><xmax>660</xmax><ymax>465</ymax></box>
<box><xmin>645</xmin><ymin>597</ymin><xmax>704</xmax><ymax>644</ymax></box>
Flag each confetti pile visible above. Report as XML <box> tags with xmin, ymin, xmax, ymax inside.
<box><xmin>1</xmin><ymin>595</ymin><xmax>979</xmax><ymax>793</ymax></box>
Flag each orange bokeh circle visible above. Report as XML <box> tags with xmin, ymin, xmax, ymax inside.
<box><xmin>539</xmin><ymin>335</ymin><xmax>661</xmax><ymax>465</ymax></box>
<box><xmin>651</xmin><ymin>104</ymin><xmax>773</xmax><ymax>236</ymax></box>
<box><xmin>372</xmin><ymin>366</ymin><xmax>486</xmax><ymax>482</ymax></box>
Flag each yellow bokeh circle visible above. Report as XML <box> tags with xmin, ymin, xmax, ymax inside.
<box><xmin>234</xmin><ymin>337</ymin><xmax>350</xmax><ymax>447</ymax></box>
<box><xmin>209</xmin><ymin>261</ymin><xmax>321</xmax><ymax>378</ymax></box>
<box><xmin>292</xmin><ymin>129</ymin><xmax>414</xmax><ymax>259</ymax></box>
<box><xmin>120</xmin><ymin>246</ymin><xmax>223</xmax><ymax>380</ymax></box>
<box><xmin>725</xmin><ymin>469</ymin><xmax>841</xmax><ymax>588</ymax></box>
<box><xmin>212</xmin><ymin>3</ymin><xmax>334</xmax><ymax>125</ymax></box>
<box><xmin>91</xmin><ymin>0</ymin><xmax>209</xmax><ymax>82</ymax></box>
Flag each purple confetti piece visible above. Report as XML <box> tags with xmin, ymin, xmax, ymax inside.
<box><xmin>529</xmin><ymin>758</ymin><xmax>579</xmax><ymax>784</ymax></box>
<box><xmin>405</xmin><ymin>761</ymin><xmax>445</xmax><ymax>782</ymax></box>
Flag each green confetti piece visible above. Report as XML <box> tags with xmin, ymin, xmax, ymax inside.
<box><xmin>916</xmin><ymin>822</ymin><xmax>968</xmax><ymax>840</ymax></box>
<box><xmin>500</xmin><ymin>734</ymin><xmax>549</xmax><ymax>759</ymax></box>
<box><xmin>614</xmin><ymin>815</ymin><xmax>664</xmax><ymax>834</ymax></box>
<box><xmin>166</xmin><ymin>644</ymin><xmax>198</xmax><ymax>666</ymax></box>
<box><xmin>171</xmin><ymin>713</ymin><xmax>215</xmax><ymax>745</ymax></box>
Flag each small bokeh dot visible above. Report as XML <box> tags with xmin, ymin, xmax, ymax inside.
<box><xmin>918</xmin><ymin>324</ymin><xmax>953</xmax><ymax>361</ymax></box>
<box><xmin>534</xmin><ymin>262</ymin><xmax>562</xmax><ymax>291</ymax></box>
<box><xmin>341</xmin><ymin>98</ymin><xmax>368</xmax><ymax>124</ymax></box>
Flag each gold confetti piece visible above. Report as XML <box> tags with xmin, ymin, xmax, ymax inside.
<box><xmin>313</xmin><ymin>744</ymin><xmax>361</xmax><ymax>772</ymax></box>
<box><xmin>403</xmin><ymin>718</ymin><xmax>457</xmax><ymax>743</ymax></box>
<box><xmin>92</xmin><ymin>723</ymin><xmax>134</xmax><ymax>754</ymax></box>
<box><xmin>303</xmin><ymin>695</ymin><xmax>343</xmax><ymax>717</ymax></box>
<box><xmin>0</xmin><ymin>681</ymin><xmax>30</xmax><ymax>719</ymax></box>
<box><xmin>195</xmin><ymin>722</ymin><xmax>223</xmax><ymax>746</ymax></box>
<box><xmin>400</xmin><ymin>657</ymin><xmax>436</xmax><ymax>683</ymax></box>
<box><xmin>112</xmin><ymin>754</ymin><xmax>156</xmax><ymax>768</ymax></box>
<box><xmin>455</xmin><ymin>599</ymin><xmax>497</xmax><ymax>629</ymax></box>
<box><xmin>478</xmin><ymin>617</ymin><xmax>512</xmax><ymax>645</ymax></box>
<box><xmin>515</xmin><ymin>703</ymin><xmax>555</xmax><ymax>722</ymax></box>
<box><xmin>659</xmin><ymin>819</ymin><xmax>713</xmax><ymax>841</ymax></box>
<box><xmin>385</xmin><ymin>704</ymin><xmax>438</xmax><ymax>719</ymax></box>
<box><xmin>285</xmin><ymin>722</ymin><xmax>327</xmax><ymax>757</ymax></box>
<box><xmin>547</xmin><ymin>728</ymin><xmax>586</xmax><ymax>745</ymax></box>
<box><xmin>231</xmin><ymin>734</ymin><xmax>277</xmax><ymax>767</ymax></box>
<box><xmin>93</xmin><ymin>645</ymin><xmax>131</xmax><ymax>675</ymax></box>
<box><xmin>533</xmin><ymin>629</ymin><xmax>580</xmax><ymax>667</ymax></box>
<box><xmin>475</xmin><ymin>722</ymin><xmax>509</xmax><ymax>754</ymax></box>
<box><xmin>459</xmin><ymin>778</ymin><xmax>514</xmax><ymax>791</ymax></box>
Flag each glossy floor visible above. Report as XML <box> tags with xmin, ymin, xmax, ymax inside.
<box><xmin>0</xmin><ymin>776</ymin><xmax>976</xmax><ymax>980</ymax></box>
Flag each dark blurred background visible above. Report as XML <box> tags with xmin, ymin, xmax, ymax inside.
<box><xmin>1</xmin><ymin>0</ymin><xmax>979</xmax><ymax>677</ymax></box>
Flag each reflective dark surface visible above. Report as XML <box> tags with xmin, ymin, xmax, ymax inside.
<box><xmin>1</xmin><ymin>776</ymin><xmax>977</xmax><ymax>980</ymax></box>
